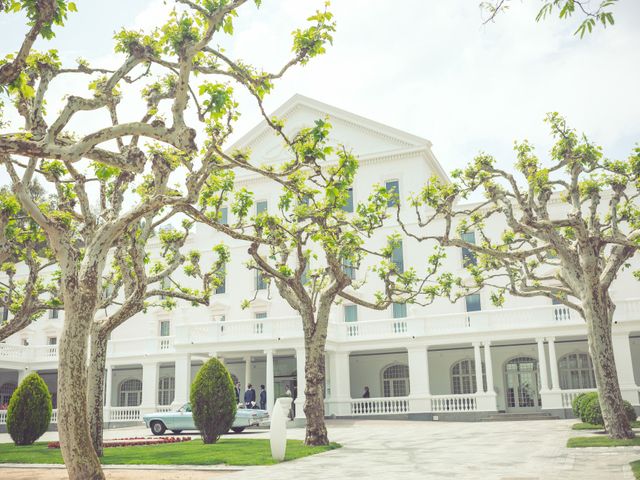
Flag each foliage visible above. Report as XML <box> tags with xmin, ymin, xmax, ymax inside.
<box><xmin>6</xmin><ymin>373</ymin><xmax>52</xmax><ymax>446</ymax></box>
<box><xmin>572</xmin><ymin>391</ymin><xmax>597</xmax><ymax>418</ymax></box>
<box><xmin>580</xmin><ymin>394</ymin><xmax>637</xmax><ymax>426</ymax></box>
<box><xmin>190</xmin><ymin>358</ymin><xmax>237</xmax><ymax>444</ymax></box>
<box><xmin>0</xmin><ymin>439</ymin><xmax>341</xmax><ymax>465</ymax></box>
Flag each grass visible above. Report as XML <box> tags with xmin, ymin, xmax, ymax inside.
<box><xmin>0</xmin><ymin>439</ymin><xmax>340</xmax><ymax>466</ymax></box>
<box><xmin>567</xmin><ymin>436</ymin><xmax>640</xmax><ymax>448</ymax></box>
<box><xmin>631</xmin><ymin>460</ymin><xmax>640</xmax><ymax>479</ymax></box>
<box><xmin>571</xmin><ymin>421</ymin><xmax>640</xmax><ymax>430</ymax></box>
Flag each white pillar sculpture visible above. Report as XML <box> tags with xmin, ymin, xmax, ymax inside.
<box><xmin>270</xmin><ymin>397</ymin><xmax>291</xmax><ymax>461</ymax></box>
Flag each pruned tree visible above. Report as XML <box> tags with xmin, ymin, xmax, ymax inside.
<box><xmin>398</xmin><ymin>113</ymin><xmax>640</xmax><ymax>439</ymax></box>
<box><xmin>0</xmin><ymin>0</ymin><xmax>335</xmax><ymax>477</ymax></box>
<box><xmin>480</xmin><ymin>0</ymin><xmax>619</xmax><ymax>37</ymax></box>
<box><xmin>184</xmin><ymin>119</ymin><xmax>453</xmax><ymax>445</ymax></box>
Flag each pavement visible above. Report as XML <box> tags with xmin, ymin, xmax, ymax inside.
<box><xmin>1</xmin><ymin>419</ymin><xmax>639</xmax><ymax>479</ymax></box>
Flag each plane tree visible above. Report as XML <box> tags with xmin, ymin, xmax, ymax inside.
<box><xmin>397</xmin><ymin>113</ymin><xmax>640</xmax><ymax>439</ymax></box>
<box><xmin>0</xmin><ymin>0</ymin><xmax>335</xmax><ymax>477</ymax></box>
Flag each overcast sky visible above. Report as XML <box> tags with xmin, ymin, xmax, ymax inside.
<box><xmin>1</xmin><ymin>0</ymin><xmax>639</xmax><ymax>176</ymax></box>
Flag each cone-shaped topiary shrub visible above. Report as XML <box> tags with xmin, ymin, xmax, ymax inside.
<box><xmin>190</xmin><ymin>357</ymin><xmax>236</xmax><ymax>444</ymax></box>
<box><xmin>7</xmin><ymin>372</ymin><xmax>52</xmax><ymax>445</ymax></box>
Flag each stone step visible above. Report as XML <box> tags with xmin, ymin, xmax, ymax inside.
<box><xmin>482</xmin><ymin>412</ymin><xmax>561</xmax><ymax>421</ymax></box>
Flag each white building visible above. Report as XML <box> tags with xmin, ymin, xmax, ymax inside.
<box><xmin>1</xmin><ymin>95</ymin><xmax>640</xmax><ymax>427</ymax></box>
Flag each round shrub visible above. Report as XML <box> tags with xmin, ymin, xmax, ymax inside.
<box><xmin>579</xmin><ymin>394</ymin><xmax>637</xmax><ymax>426</ymax></box>
<box><xmin>573</xmin><ymin>392</ymin><xmax>598</xmax><ymax>419</ymax></box>
<box><xmin>7</xmin><ymin>372</ymin><xmax>52</xmax><ymax>445</ymax></box>
<box><xmin>190</xmin><ymin>357</ymin><xmax>236</xmax><ymax>444</ymax></box>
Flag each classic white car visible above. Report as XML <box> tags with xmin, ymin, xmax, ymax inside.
<box><xmin>143</xmin><ymin>403</ymin><xmax>269</xmax><ymax>435</ymax></box>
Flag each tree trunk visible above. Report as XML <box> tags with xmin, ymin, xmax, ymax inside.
<box><xmin>585</xmin><ymin>295</ymin><xmax>634</xmax><ymax>439</ymax></box>
<box><xmin>57</xmin><ymin>301</ymin><xmax>105</xmax><ymax>479</ymax></box>
<box><xmin>87</xmin><ymin>328</ymin><xmax>108</xmax><ymax>457</ymax></box>
<box><xmin>302</xmin><ymin>312</ymin><xmax>329</xmax><ymax>446</ymax></box>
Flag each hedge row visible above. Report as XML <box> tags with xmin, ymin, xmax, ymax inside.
<box><xmin>572</xmin><ymin>392</ymin><xmax>637</xmax><ymax>425</ymax></box>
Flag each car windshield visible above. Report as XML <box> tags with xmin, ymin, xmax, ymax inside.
<box><xmin>178</xmin><ymin>403</ymin><xmax>191</xmax><ymax>413</ymax></box>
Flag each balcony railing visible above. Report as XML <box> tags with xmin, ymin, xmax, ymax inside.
<box><xmin>431</xmin><ymin>394</ymin><xmax>478</xmax><ymax>412</ymax></box>
<box><xmin>560</xmin><ymin>388</ymin><xmax>597</xmax><ymax>408</ymax></box>
<box><xmin>349</xmin><ymin>397</ymin><xmax>410</xmax><ymax>415</ymax></box>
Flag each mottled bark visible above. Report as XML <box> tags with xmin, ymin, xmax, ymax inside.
<box><xmin>585</xmin><ymin>293</ymin><xmax>634</xmax><ymax>439</ymax></box>
<box><xmin>57</xmin><ymin>285</ymin><xmax>105</xmax><ymax>480</ymax></box>
<box><xmin>302</xmin><ymin>309</ymin><xmax>329</xmax><ymax>446</ymax></box>
<box><xmin>87</xmin><ymin>328</ymin><xmax>108</xmax><ymax>457</ymax></box>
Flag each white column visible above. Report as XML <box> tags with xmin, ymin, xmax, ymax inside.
<box><xmin>104</xmin><ymin>365</ymin><xmax>113</xmax><ymax>407</ymax></box>
<box><xmin>141</xmin><ymin>362</ymin><xmax>159</xmax><ymax>414</ymax></box>
<box><xmin>473</xmin><ymin>342</ymin><xmax>484</xmax><ymax>393</ymax></box>
<box><xmin>547</xmin><ymin>337</ymin><xmax>560</xmax><ymax>390</ymax></box>
<box><xmin>536</xmin><ymin>338</ymin><xmax>549</xmax><ymax>391</ymax></box>
<box><xmin>265</xmin><ymin>349</ymin><xmax>275</xmax><ymax>413</ymax></box>
<box><xmin>329</xmin><ymin>351</ymin><xmax>351</xmax><ymax>416</ymax></box>
<box><xmin>407</xmin><ymin>346</ymin><xmax>430</xmax><ymax>412</ymax></box>
<box><xmin>295</xmin><ymin>347</ymin><xmax>306</xmax><ymax>419</ymax></box>
<box><xmin>172</xmin><ymin>354</ymin><xmax>191</xmax><ymax>407</ymax></box>
<box><xmin>244</xmin><ymin>355</ymin><xmax>252</xmax><ymax>388</ymax></box>
<box><xmin>483</xmin><ymin>341</ymin><xmax>494</xmax><ymax>395</ymax></box>
<box><xmin>612</xmin><ymin>332</ymin><xmax>639</xmax><ymax>404</ymax></box>
<box><xmin>17</xmin><ymin>367</ymin><xmax>30</xmax><ymax>383</ymax></box>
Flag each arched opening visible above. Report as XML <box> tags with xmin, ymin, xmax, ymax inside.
<box><xmin>381</xmin><ymin>364</ymin><xmax>410</xmax><ymax>397</ymax></box>
<box><xmin>504</xmin><ymin>356</ymin><xmax>540</xmax><ymax>411</ymax></box>
<box><xmin>118</xmin><ymin>378</ymin><xmax>142</xmax><ymax>407</ymax></box>
<box><xmin>558</xmin><ymin>352</ymin><xmax>596</xmax><ymax>389</ymax></box>
<box><xmin>451</xmin><ymin>359</ymin><xmax>486</xmax><ymax>394</ymax></box>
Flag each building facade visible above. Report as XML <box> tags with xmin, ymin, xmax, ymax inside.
<box><xmin>1</xmin><ymin>95</ymin><xmax>640</xmax><ymax>427</ymax></box>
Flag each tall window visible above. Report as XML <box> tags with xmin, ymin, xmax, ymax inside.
<box><xmin>256</xmin><ymin>200</ymin><xmax>268</xmax><ymax>215</ymax></box>
<box><xmin>256</xmin><ymin>271</ymin><xmax>267</xmax><ymax>290</ymax></box>
<box><xmin>220</xmin><ymin>207</ymin><xmax>228</xmax><ymax>225</ymax></box>
<box><xmin>451</xmin><ymin>359</ymin><xmax>486</xmax><ymax>394</ymax></box>
<box><xmin>342</xmin><ymin>188</ymin><xmax>354</xmax><ymax>213</ymax></box>
<box><xmin>385</xmin><ymin>180</ymin><xmax>400</xmax><ymax>207</ymax></box>
<box><xmin>255</xmin><ymin>312</ymin><xmax>267</xmax><ymax>319</ymax></box>
<box><xmin>215</xmin><ymin>276</ymin><xmax>226</xmax><ymax>294</ymax></box>
<box><xmin>47</xmin><ymin>336</ymin><xmax>57</xmax><ymax>345</ymax></box>
<box><xmin>391</xmin><ymin>241</ymin><xmax>404</xmax><ymax>273</ymax></box>
<box><xmin>0</xmin><ymin>382</ymin><xmax>16</xmax><ymax>404</ymax></box>
<box><xmin>392</xmin><ymin>302</ymin><xmax>407</xmax><ymax>318</ymax></box>
<box><xmin>465</xmin><ymin>294</ymin><xmax>481</xmax><ymax>312</ymax></box>
<box><xmin>158</xmin><ymin>376</ymin><xmax>175</xmax><ymax>405</ymax></box>
<box><xmin>382</xmin><ymin>364</ymin><xmax>410</xmax><ymax>397</ymax></box>
<box><xmin>558</xmin><ymin>353</ymin><xmax>596</xmax><ymax>389</ymax></box>
<box><xmin>1</xmin><ymin>307</ymin><xmax>8</xmax><ymax>322</ymax></box>
<box><xmin>159</xmin><ymin>320</ymin><xmax>170</xmax><ymax>337</ymax></box>
<box><xmin>342</xmin><ymin>258</ymin><xmax>356</xmax><ymax>280</ymax></box>
<box><xmin>344</xmin><ymin>305</ymin><xmax>358</xmax><ymax>322</ymax></box>
<box><xmin>461</xmin><ymin>231</ymin><xmax>477</xmax><ymax>267</ymax></box>
<box><xmin>49</xmin><ymin>309</ymin><xmax>59</xmax><ymax>319</ymax></box>
<box><xmin>118</xmin><ymin>379</ymin><xmax>142</xmax><ymax>406</ymax></box>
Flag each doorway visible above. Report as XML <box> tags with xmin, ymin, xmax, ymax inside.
<box><xmin>504</xmin><ymin>356</ymin><xmax>540</xmax><ymax>411</ymax></box>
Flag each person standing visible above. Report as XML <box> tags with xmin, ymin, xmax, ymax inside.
<box><xmin>285</xmin><ymin>384</ymin><xmax>293</xmax><ymax>420</ymax></box>
<box><xmin>234</xmin><ymin>381</ymin><xmax>241</xmax><ymax>404</ymax></box>
<box><xmin>260</xmin><ymin>384</ymin><xmax>267</xmax><ymax>410</ymax></box>
<box><xmin>362</xmin><ymin>386</ymin><xmax>370</xmax><ymax>398</ymax></box>
<box><xmin>244</xmin><ymin>383</ymin><xmax>256</xmax><ymax>408</ymax></box>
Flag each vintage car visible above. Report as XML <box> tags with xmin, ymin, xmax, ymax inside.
<box><xmin>143</xmin><ymin>403</ymin><xmax>269</xmax><ymax>435</ymax></box>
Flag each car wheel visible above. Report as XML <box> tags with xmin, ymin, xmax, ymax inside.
<box><xmin>231</xmin><ymin>427</ymin><xmax>245</xmax><ymax>433</ymax></box>
<box><xmin>171</xmin><ymin>430</ymin><xmax>183</xmax><ymax>434</ymax></box>
<box><xmin>150</xmin><ymin>421</ymin><xmax>166</xmax><ymax>435</ymax></box>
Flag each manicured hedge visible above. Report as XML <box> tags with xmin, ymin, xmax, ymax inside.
<box><xmin>190</xmin><ymin>357</ymin><xmax>236</xmax><ymax>444</ymax></box>
<box><xmin>575</xmin><ymin>392</ymin><xmax>637</xmax><ymax>426</ymax></box>
<box><xmin>7</xmin><ymin>373</ymin><xmax>52</xmax><ymax>445</ymax></box>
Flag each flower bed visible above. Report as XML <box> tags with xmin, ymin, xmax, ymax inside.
<box><xmin>47</xmin><ymin>436</ymin><xmax>192</xmax><ymax>449</ymax></box>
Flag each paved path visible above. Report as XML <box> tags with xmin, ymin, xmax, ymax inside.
<box><xmin>1</xmin><ymin>419</ymin><xmax>639</xmax><ymax>479</ymax></box>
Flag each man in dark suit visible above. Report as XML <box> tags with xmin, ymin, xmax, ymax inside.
<box><xmin>259</xmin><ymin>385</ymin><xmax>267</xmax><ymax>410</ymax></box>
<box><xmin>234</xmin><ymin>381</ymin><xmax>241</xmax><ymax>403</ymax></box>
<box><xmin>244</xmin><ymin>383</ymin><xmax>256</xmax><ymax>408</ymax></box>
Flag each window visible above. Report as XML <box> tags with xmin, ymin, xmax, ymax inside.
<box><xmin>47</xmin><ymin>336</ymin><xmax>57</xmax><ymax>345</ymax></box>
<box><xmin>220</xmin><ymin>207</ymin><xmax>228</xmax><ymax>225</ymax></box>
<box><xmin>559</xmin><ymin>353</ymin><xmax>596</xmax><ymax>390</ymax></box>
<box><xmin>342</xmin><ymin>188</ymin><xmax>354</xmax><ymax>213</ymax></box>
<box><xmin>551</xmin><ymin>296</ymin><xmax>562</xmax><ymax>305</ymax></box>
<box><xmin>159</xmin><ymin>320</ymin><xmax>170</xmax><ymax>337</ymax></box>
<box><xmin>118</xmin><ymin>379</ymin><xmax>142</xmax><ymax>407</ymax></box>
<box><xmin>465</xmin><ymin>294</ymin><xmax>481</xmax><ymax>312</ymax></box>
<box><xmin>255</xmin><ymin>312</ymin><xmax>267</xmax><ymax>319</ymax></box>
<box><xmin>256</xmin><ymin>200</ymin><xmax>268</xmax><ymax>215</ymax></box>
<box><xmin>385</xmin><ymin>180</ymin><xmax>400</xmax><ymax>207</ymax></box>
<box><xmin>256</xmin><ymin>271</ymin><xmax>267</xmax><ymax>290</ymax></box>
<box><xmin>49</xmin><ymin>309</ymin><xmax>59</xmax><ymax>319</ymax></box>
<box><xmin>1</xmin><ymin>307</ymin><xmax>8</xmax><ymax>322</ymax></box>
<box><xmin>21</xmin><ymin>338</ymin><xmax>29</xmax><ymax>346</ymax></box>
<box><xmin>382</xmin><ymin>364</ymin><xmax>410</xmax><ymax>397</ymax></box>
<box><xmin>451</xmin><ymin>359</ymin><xmax>486</xmax><ymax>394</ymax></box>
<box><xmin>215</xmin><ymin>277</ymin><xmax>226</xmax><ymax>294</ymax></box>
<box><xmin>342</xmin><ymin>258</ymin><xmax>356</xmax><ymax>280</ymax></box>
<box><xmin>157</xmin><ymin>376</ymin><xmax>175</xmax><ymax>406</ymax></box>
<box><xmin>391</xmin><ymin>241</ymin><xmax>404</xmax><ymax>273</ymax></box>
<box><xmin>0</xmin><ymin>383</ymin><xmax>17</xmax><ymax>404</ymax></box>
<box><xmin>461</xmin><ymin>232</ymin><xmax>477</xmax><ymax>267</ymax></box>
<box><xmin>344</xmin><ymin>305</ymin><xmax>358</xmax><ymax>322</ymax></box>
<box><xmin>392</xmin><ymin>303</ymin><xmax>407</xmax><ymax>318</ymax></box>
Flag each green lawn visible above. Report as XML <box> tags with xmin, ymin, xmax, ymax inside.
<box><xmin>631</xmin><ymin>460</ymin><xmax>640</xmax><ymax>480</ymax></box>
<box><xmin>0</xmin><ymin>439</ymin><xmax>340</xmax><ymax>466</ymax></box>
<box><xmin>567</xmin><ymin>436</ymin><xmax>640</xmax><ymax>448</ymax></box>
<box><xmin>571</xmin><ymin>421</ymin><xmax>640</xmax><ymax>431</ymax></box>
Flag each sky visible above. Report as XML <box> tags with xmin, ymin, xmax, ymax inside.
<box><xmin>1</xmin><ymin>0</ymin><xmax>639</xmax><ymax>177</ymax></box>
